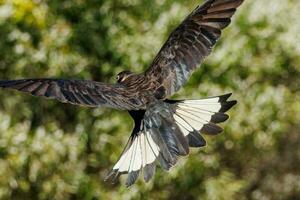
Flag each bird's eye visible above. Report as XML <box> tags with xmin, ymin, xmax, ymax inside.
<box><xmin>116</xmin><ymin>75</ymin><xmax>120</xmax><ymax>80</ymax></box>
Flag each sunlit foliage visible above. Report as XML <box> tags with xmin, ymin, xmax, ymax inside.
<box><xmin>0</xmin><ymin>0</ymin><xmax>299</xmax><ymax>199</ymax></box>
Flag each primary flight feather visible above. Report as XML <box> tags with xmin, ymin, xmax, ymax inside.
<box><xmin>0</xmin><ymin>0</ymin><xmax>243</xmax><ymax>187</ymax></box>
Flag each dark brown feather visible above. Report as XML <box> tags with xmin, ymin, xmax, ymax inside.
<box><xmin>144</xmin><ymin>0</ymin><xmax>244</xmax><ymax>97</ymax></box>
<box><xmin>0</xmin><ymin>79</ymin><xmax>145</xmax><ymax>110</ymax></box>
<box><xmin>0</xmin><ymin>1</ymin><xmax>244</xmax><ymax>111</ymax></box>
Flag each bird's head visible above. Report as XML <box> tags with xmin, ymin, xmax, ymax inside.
<box><xmin>116</xmin><ymin>70</ymin><xmax>134</xmax><ymax>83</ymax></box>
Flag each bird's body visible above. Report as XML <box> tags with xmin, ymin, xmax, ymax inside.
<box><xmin>0</xmin><ymin>0</ymin><xmax>244</xmax><ymax>187</ymax></box>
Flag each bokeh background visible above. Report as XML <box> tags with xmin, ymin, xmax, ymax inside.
<box><xmin>0</xmin><ymin>0</ymin><xmax>299</xmax><ymax>199</ymax></box>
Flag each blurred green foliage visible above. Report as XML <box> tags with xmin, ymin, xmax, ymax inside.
<box><xmin>0</xmin><ymin>0</ymin><xmax>299</xmax><ymax>199</ymax></box>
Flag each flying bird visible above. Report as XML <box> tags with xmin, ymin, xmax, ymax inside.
<box><xmin>0</xmin><ymin>0</ymin><xmax>243</xmax><ymax>187</ymax></box>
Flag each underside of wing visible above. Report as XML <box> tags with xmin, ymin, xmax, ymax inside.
<box><xmin>145</xmin><ymin>0</ymin><xmax>244</xmax><ymax>96</ymax></box>
<box><xmin>0</xmin><ymin>79</ymin><xmax>143</xmax><ymax>110</ymax></box>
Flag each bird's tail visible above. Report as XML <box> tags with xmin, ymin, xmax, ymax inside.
<box><xmin>105</xmin><ymin>93</ymin><xmax>236</xmax><ymax>186</ymax></box>
<box><xmin>167</xmin><ymin>93</ymin><xmax>237</xmax><ymax>147</ymax></box>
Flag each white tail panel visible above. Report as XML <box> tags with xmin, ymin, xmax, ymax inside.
<box><xmin>172</xmin><ymin>94</ymin><xmax>236</xmax><ymax>137</ymax></box>
<box><xmin>113</xmin><ymin>131</ymin><xmax>159</xmax><ymax>172</ymax></box>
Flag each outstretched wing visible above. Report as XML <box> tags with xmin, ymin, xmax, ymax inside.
<box><xmin>145</xmin><ymin>0</ymin><xmax>244</xmax><ymax>96</ymax></box>
<box><xmin>0</xmin><ymin>79</ymin><xmax>143</xmax><ymax>110</ymax></box>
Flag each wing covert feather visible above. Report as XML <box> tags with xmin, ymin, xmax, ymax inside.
<box><xmin>145</xmin><ymin>0</ymin><xmax>244</xmax><ymax>96</ymax></box>
<box><xmin>0</xmin><ymin>79</ymin><xmax>143</xmax><ymax>110</ymax></box>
